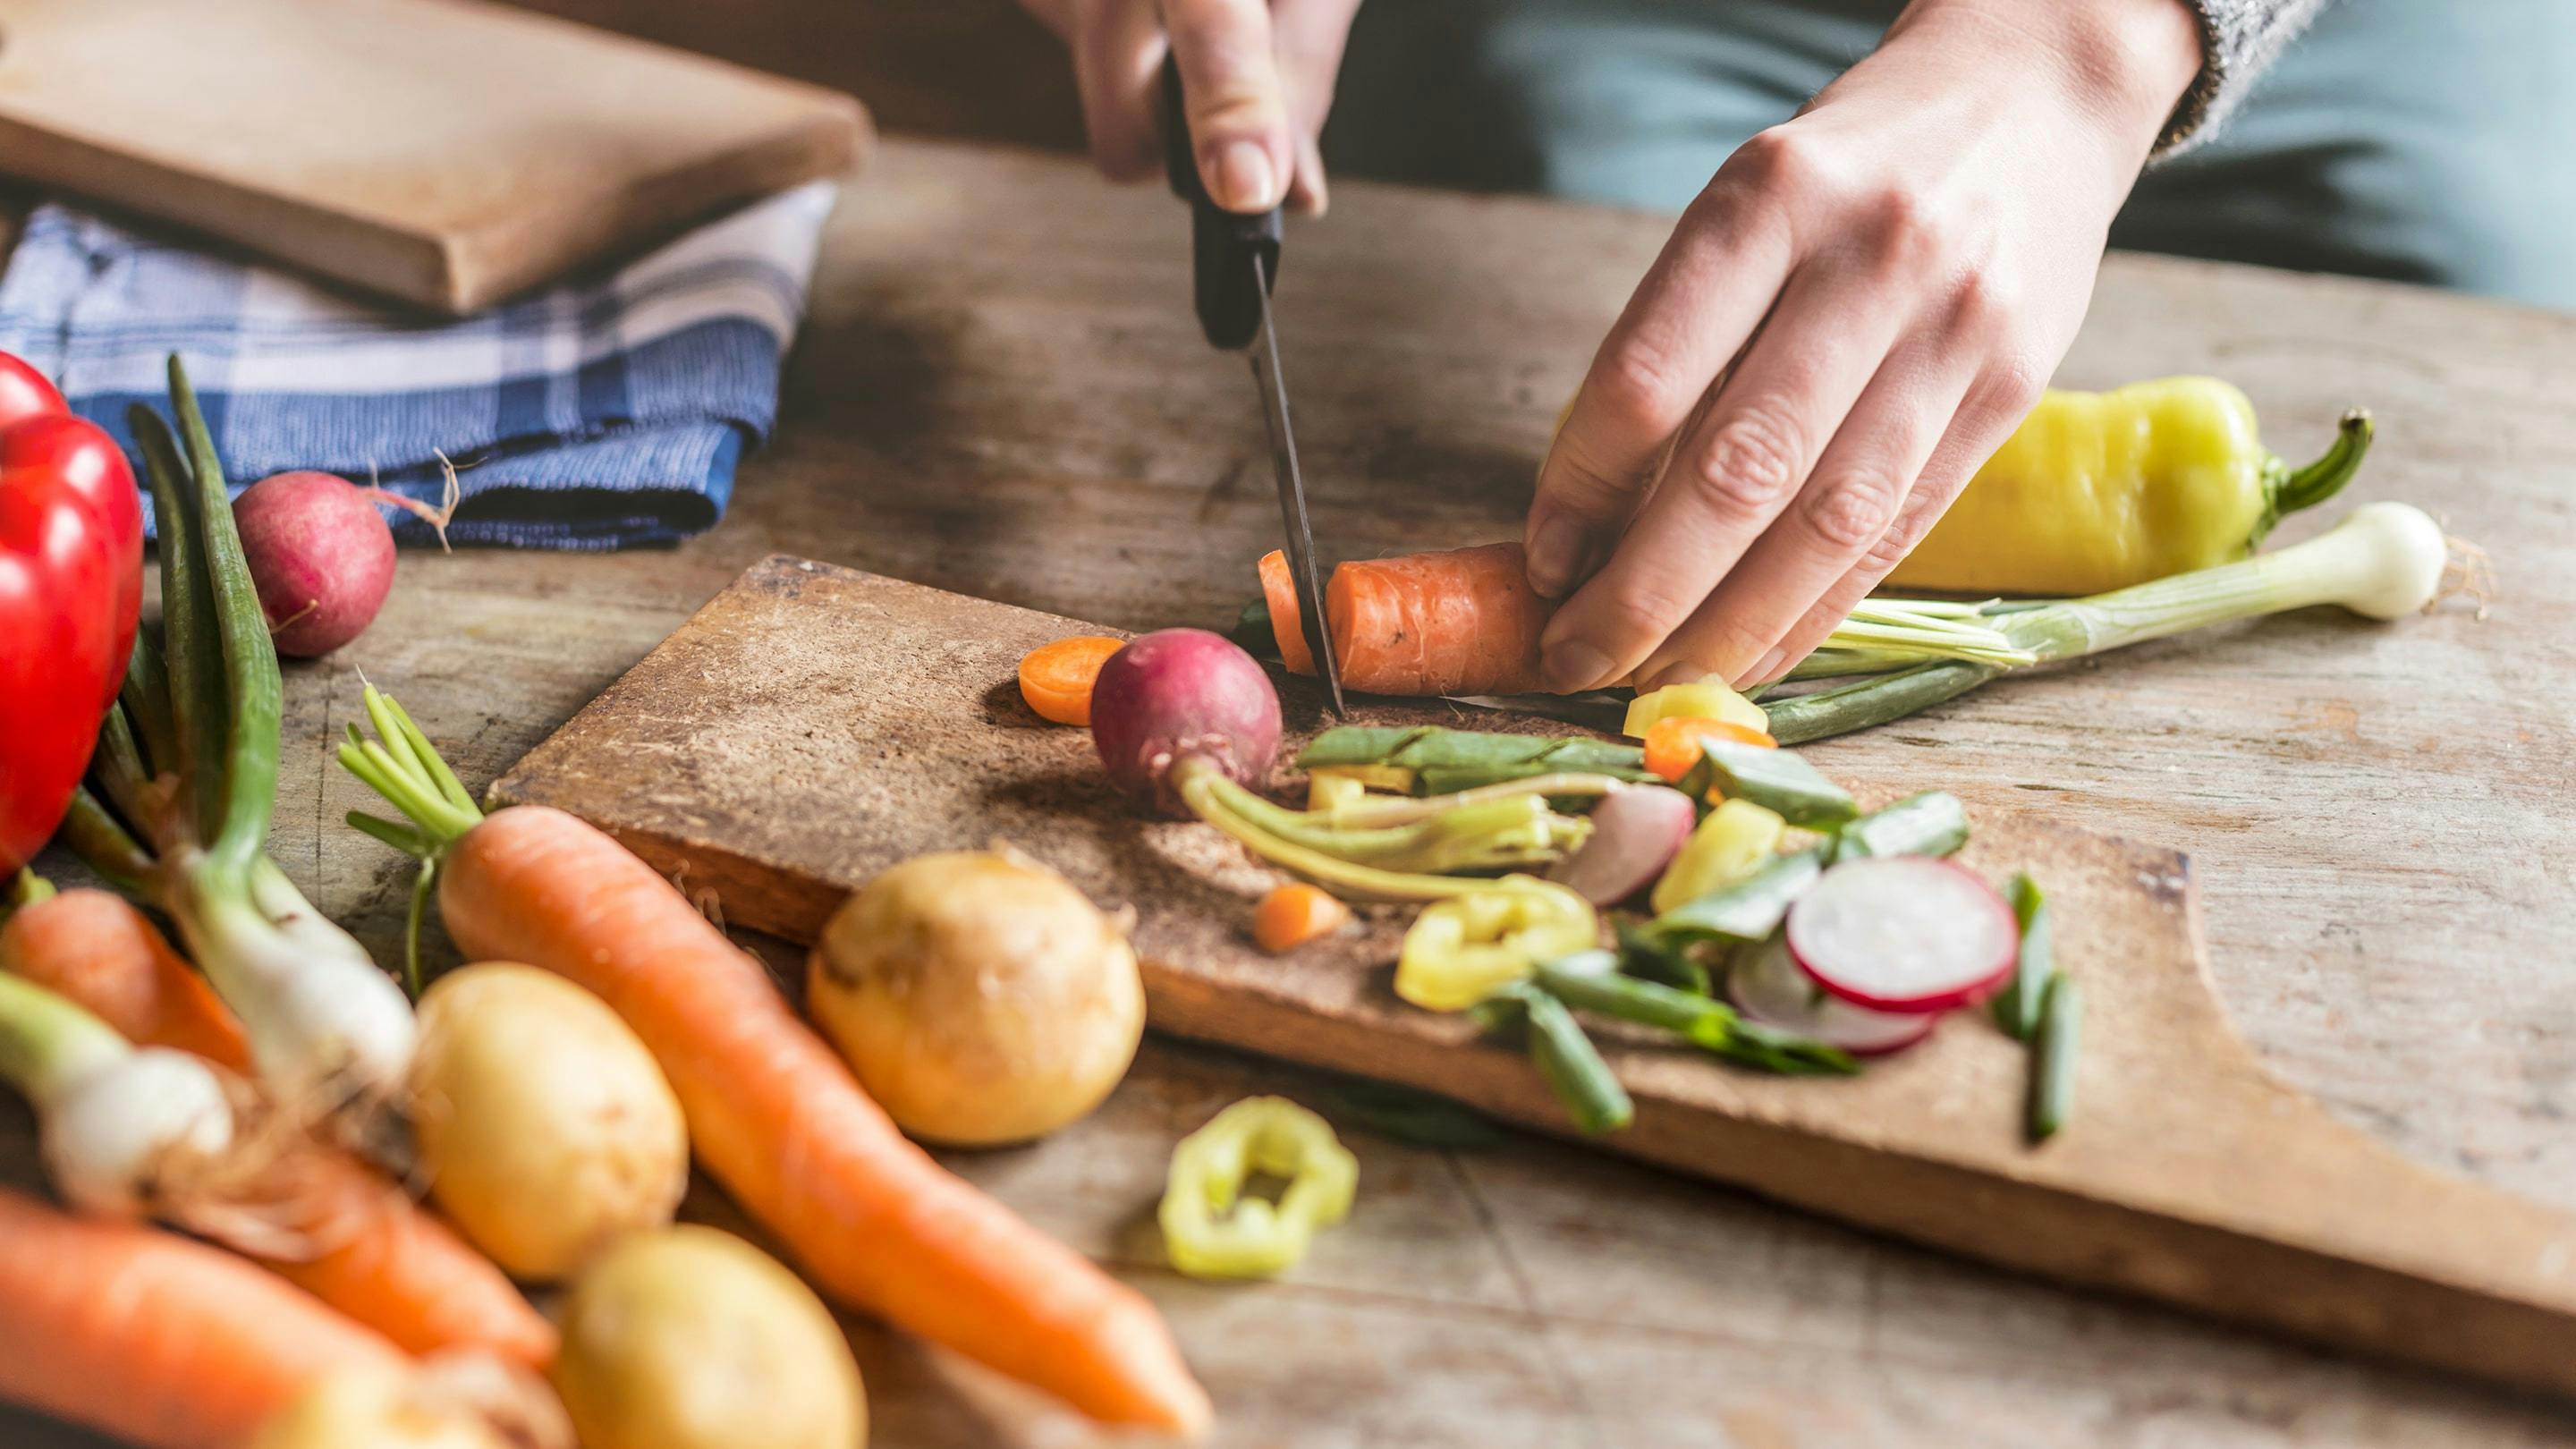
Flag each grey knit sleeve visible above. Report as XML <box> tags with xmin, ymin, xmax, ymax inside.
<box><xmin>2158</xmin><ymin>0</ymin><xmax>2333</xmax><ymax>152</ymax></box>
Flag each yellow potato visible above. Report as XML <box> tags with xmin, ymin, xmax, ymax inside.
<box><xmin>413</xmin><ymin>962</ymin><xmax>688</xmax><ymax>1282</ymax></box>
<box><xmin>808</xmin><ymin>849</ymin><xmax>1142</xmax><ymax>1146</ymax></box>
<box><xmin>549</xmin><ymin>1226</ymin><xmax>865</xmax><ymax>1449</ymax></box>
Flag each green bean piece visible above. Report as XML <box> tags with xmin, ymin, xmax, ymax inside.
<box><xmin>1614</xmin><ymin>922</ymin><xmax>1711</xmax><ymax>996</ymax></box>
<box><xmin>1995</xmin><ymin>874</ymin><xmax>2053</xmax><ymax>1041</ymax></box>
<box><xmin>1834</xmin><ymin>790</ymin><xmax>1970</xmax><ymax>861</ymax></box>
<box><xmin>1682</xmin><ymin>736</ymin><xmax>1857</xmax><ymax>827</ymax></box>
<box><xmin>1640</xmin><ymin>848</ymin><xmax>1826</xmax><ymax>946</ymax></box>
<box><xmin>1535</xmin><ymin>959</ymin><xmax>1858</xmax><ymax>1077</ymax></box>
<box><xmin>1764</xmin><ymin>660</ymin><xmax>2008</xmax><ymax>747</ymax></box>
<box><xmin>1518</xmin><ymin>987</ymin><xmax>1633</xmax><ymax>1135</ymax></box>
<box><xmin>2029</xmin><ymin>971</ymin><xmax>2081</xmax><ymax>1142</ymax></box>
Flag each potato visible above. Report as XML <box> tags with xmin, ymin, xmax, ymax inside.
<box><xmin>808</xmin><ymin>848</ymin><xmax>1143</xmax><ymax>1146</ymax></box>
<box><xmin>549</xmin><ymin>1226</ymin><xmax>865</xmax><ymax>1449</ymax></box>
<box><xmin>413</xmin><ymin>962</ymin><xmax>688</xmax><ymax>1282</ymax></box>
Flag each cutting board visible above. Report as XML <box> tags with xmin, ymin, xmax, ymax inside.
<box><xmin>491</xmin><ymin>555</ymin><xmax>2576</xmax><ymax>1401</ymax></box>
<box><xmin>0</xmin><ymin>0</ymin><xmax>868</xmax><ymax>311</ymax></box>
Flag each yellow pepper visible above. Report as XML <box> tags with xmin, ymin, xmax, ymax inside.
<box><xmin>1887</xmin><ymin>377</ymin><xmax>2373</xmax><ymax>596</ymax></box>
<box><xmin>1395</xmin><ymin>877</ymin><xmax>1597</xmax><ymax>1011</ymax></box>
<box><xmin>1158</xmin><ymin>1097</ymin><xmax>1358</xmax><ymax>1279</ymax></box>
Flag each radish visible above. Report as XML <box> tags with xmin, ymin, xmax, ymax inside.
<box><xmin>1728</xmin><ymin>936</ymin><xmax>1935</xmax><ymax>1056</ymax></box>
<box><xmin>1547</xmin><ymin>784</ymin><xmax>1694</xmax><ymax>906</ymax></box>
<box><xmin>1089</xmin><ymin>628</ymin><xmax>1283</xmax><ymax>818</ymax></box>
<box><xmin>1784</xmin><ymin>856</ymin><xmax>2017</xmax><ymax>1013</ymax></box>
<box><xmin>234</xmin><ymin>467</ymin><xmax>453</xmax><ymax>657</ymax></box>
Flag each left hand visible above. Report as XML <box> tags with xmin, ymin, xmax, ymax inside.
<box><xmin>1523</xmin><ymin>0</ymin><xmax>2203</xmax><ymax>692</ymax></box>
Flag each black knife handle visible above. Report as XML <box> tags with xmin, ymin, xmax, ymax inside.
<box><xmin>1157</xmin><ymin>57</ymin><xmax>1280</xmax><ymax>352</ymax></box>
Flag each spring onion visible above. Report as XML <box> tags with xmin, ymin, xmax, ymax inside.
<box><xmin>66</xmin><ymin>358</ymin><xmax>415</xmax><ymax>1159</ymax></box>
<box><xmin>1768</xmin><ymin>503</ymin><xmax>2462</xmax><ymax>744</ymax></box>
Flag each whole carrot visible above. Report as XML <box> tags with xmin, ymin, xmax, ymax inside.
<box><xmin>1</xmin><ymin>880</ymin><xmax>553</xmax><ymax>1365</ymax></box>
<box><xmin>0</xmin><ymin>1186</ymin><xmax>407</xmax><ymax>1449</ymax></box>
<box><xmin>1</xmin><ymin>882</ymin><xmax>250</xmax><ymax>1072</ymax></box>
<box><xmin>441</xmin><ymin>805</ymin><xmax>1211</xmax><ymax>1433</ymax></box>
<box><xmin>340</xmin><ymin>686</ymin><xmax>1211</xmax><ymax>1434</ymax></box>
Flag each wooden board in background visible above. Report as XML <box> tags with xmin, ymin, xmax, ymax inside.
<box><xmin>492</xmin><ymin>556</ymin><xmax>2576</xmax><ymax>1402</ymax></box>
<box><xmin>0</xmin><ymin>0</ymin><xmax>869</xmax><ymax>310</ymax></box>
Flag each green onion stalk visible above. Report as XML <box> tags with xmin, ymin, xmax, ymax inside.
<box><xmin>66</xmin><ymin>357</ymin><xmax>416</xmax><ymax>1162</ymax></box>
<box><xmin>1766</xmin><ymin>502</ymin><xmax>2460</xmax><ymax>744</ymax></box>
<box><xmin>1170</xmin><ymin>758</ymin><xmax>1621</xmax><ymax>903</ymax></box>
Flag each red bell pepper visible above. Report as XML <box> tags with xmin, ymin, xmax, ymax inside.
<box><xmin>0</xmin><ymin>352</ymin><xmax>142</xmax><ymax>873</ymax></box>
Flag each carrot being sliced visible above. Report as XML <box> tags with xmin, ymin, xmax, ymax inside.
<box><xmin>0</xmin><ymin>886</ymin><xmax>554</xmax><ymax>1366</ymax></box>
<box><xmin>1018</xmin><ymin>636</ymin><xmax>1127</xmax><ymax>727</ymax></box>
<box><xmin>0</xmin><ymin>886</ymin><xmax>250</xmax><ymax>1072</ymax></box>
<box><xmin>1261</xmin><ymin>542</ymin><xmax>1557</xmax><ymax>696</ymax></box>
<box><xmin>437</xmin><ymin>804</ymin><xmax>1212</xmax><ymax>1436</ymax></box>
<box><xmin>0</xmin><ymin>1187</ymin><xmax>407</xmax><ymax>1449</ymax></box>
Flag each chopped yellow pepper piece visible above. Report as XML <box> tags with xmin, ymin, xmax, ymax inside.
<box><xmin>1625</xmin><ymin>682</ymin><xmax>1770</xmax><ymax>740</ymax></box>
<box><xmin>1158</xmin><ymin>1097</ymin><xmax>1358</xmax><ymax>1279</ymax></box>
<box><xmin>1650</xmin><ymin>799</ymin><xmax>1787</xmax><ymax>914</ymax></box>
<box><xmin>1394</xmin><ymin>877</ymin><xmax>1598</xmax><ymax>1012</ymax></box>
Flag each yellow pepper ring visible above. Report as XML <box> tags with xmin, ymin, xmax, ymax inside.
<box><xmin>1158</xmin><ymin>1097</ymin><xmax>1359</xmax><ymax>1280</ymax></box>
<box><xmin>1394</xmin><ymin>877</ymin><xmax>1599</xmax><ymax>1013</ymax></box>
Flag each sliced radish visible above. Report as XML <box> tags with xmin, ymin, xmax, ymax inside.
<box><xmin>1728</xmin><ymin>936</ymin><xmax>1936</xmax><ymax>1056</ymax></box>
<box><xmin>1549</xmin><ymin>784</ymin><xmax>1696</xmax><ymax>907</ymax></box>
<box><xmin>1785</xmin><ymin>855</ymin><xmax>2016</xmax><ymax>1013</ymax></box>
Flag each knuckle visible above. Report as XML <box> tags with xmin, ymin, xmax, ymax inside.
<box><xmin>1861</xmin><ymin>185</ymin><xmax>1943</xmax><ymax>271</ymax></box>
<box><xmin>1604</xmin><ymin>576</ymin><xmax>1701</xmax><ymax>638</ymax></box>
<box><xmin>1593</xmin><ymin>331</ymin><xmax>1694</xmax><ymax>432</ymax></box>
<box><xmin>1801</xmin><ymin>470</ymin><xmax>1902</xmax><ymax>551</ymax></box>
<box><xmin>1865</xmin><ymin>474</ymin><xmax>1964</xmax><ymax>567</ymax></box>
<box><xmin>1724</xmin><ymin>125</ymin><xmax>1820</xmax><ymax>196</ymax></box>
<box><xmin>1979</xmin><ymin>349</ymin><xmax>2051</xmax><ymax>418</ymax></box>
<box><xmin>1687</xmin><ymin>410</ymin><xmax>1806</xmax><ymax>514</ymax></box>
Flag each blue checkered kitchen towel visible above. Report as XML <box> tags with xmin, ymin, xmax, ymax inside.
<box><xmin>0</xmin><ymin>182</ymin><xmax>836</xmax><ymax>549</ymax></box>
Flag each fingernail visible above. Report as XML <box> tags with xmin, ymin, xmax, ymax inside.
<box><xmin>1739</xmin><ymin>646</ymin><xmax>1790</xmax><ymax>688</ymax></box>
<box><xmin>1525</xmin><ymin>516</ymin><xmax>1585</xmax><ymax>598</ymax></box>
<box><xmin>1542</xmin><ymin>638</ymin><xmax>1614</xmax><ymax>693</ymax></box>
<box><xmin>1214</xmin><ymin>141</ymin><xmax>1277</xmax><ymax>211</ymax></box>
<box><xmin>1640</xmin><ymin>662</ymin><xmax>1707</xmax><ymax>694</ymax></box>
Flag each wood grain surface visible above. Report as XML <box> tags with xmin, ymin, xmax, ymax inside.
<box><xmin>8</xmin><ymin>139</ymin><xmax>2576</xmax><ymax>1446</ymax></box>
<box><xmin>489</xmin><ymin>555</ymin><xmax>2576</xmax><ymax>1400</ymax></box>
<box><xmin>0</xmin><ymin>0</ymin><xmax>869</xmax><ymax>310</ymax></box>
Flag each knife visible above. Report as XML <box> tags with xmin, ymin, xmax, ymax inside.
<box><xmin>1158</xmin><ymin>60</ymin><xmax>1346</xmax><ymax>717</ymax></box>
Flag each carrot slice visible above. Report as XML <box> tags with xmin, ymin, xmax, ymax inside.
<box><xmin>1255</xmin><ymin>550</ymin><xmax>1316</xmax><ymax>676</ymax></box>
<box><xmin>1251</xmin><ymin>883</ymin><xmax>1352</xmax><ymax>953</ymax></box>
<box><xmin>1017</xmin><ymin>636</ymin><xmax>1127</xmax><ymax>727</ymax></box>
<box><xmin>1641</xmin><ymin>716</ymin><xmax>1777</xmax><ymax>783</ymax></box>
<box><xmin>1261</xmin><ymin>542</ymin><xmax>1556</xmax><ymax>696</ymax></box>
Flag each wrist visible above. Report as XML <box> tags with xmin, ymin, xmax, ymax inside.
<box><xmin>1885</xmin><ymin>0</ymin><xmax>2204</xmax><ymax>154</ymax></box>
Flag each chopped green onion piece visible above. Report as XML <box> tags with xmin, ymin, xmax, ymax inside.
<box><xmin>1640</xmin><ymin>848</ymin><xmax>1826</xmax><ymax>946</ymax></box>
<box><xmin>2029</xmin><ymin>971</ymin><xmax>2080</xmax><ymax>1142</ymax></box>
<box><xmin>1533</xmin><ymin>959</ymin><xmax>1856</xmax><ymax>1076</ymax></box>
<box><xmin>1994</xmin><ymin>875</ymin><xmax>2052</xmax><ymax>1042</ymax></box>
<box><xmin>1834</xmin><ymin>790</ymin><xmax>1970</xmax><ymax>861</ymax></box>
<box><xmin>1682</xmin><ymin>737</ymin><xmax>1857</xmax><ymax>827</ymax></box>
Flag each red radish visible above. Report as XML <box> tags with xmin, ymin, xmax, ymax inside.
<box><xmin>1785</xmin><ymin>856</ymin><xmax>2017</xmax><ymax>1013</ymax></box>
<box><xmin>1089</xmin><ymin>628</ymin><xmax>1282</xmax><ymax>818</ymax></box>
<box><xmin>1548</xmin><ymin>784</ymin><xmax>1694</xmax><ymax>906</ymax></box>
<box><xmin>1729</xmin><ymin>936</ymin><xmax>1936</xmax><ymax>1056</ymax></box>
<box><xmin>233</xmin><ymin>467</ymin><xmax>454</xmax><ymax>657</ymax></box>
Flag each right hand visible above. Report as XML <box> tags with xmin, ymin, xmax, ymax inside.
<box><xmin>1018</xmin><ymin>0</ymin><xmax>1363</xmax><ymax>215</ymax></box>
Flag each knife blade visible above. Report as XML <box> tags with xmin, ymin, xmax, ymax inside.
<box><xmin>1157</xmin><ymin>59</ymin><xmax>1345</xmax><ymax>716</ymax></box>
<box><xmin>1247</xmin><ymin>253</ymin><xmax>1345</xmax><ymax>716</ymax></box>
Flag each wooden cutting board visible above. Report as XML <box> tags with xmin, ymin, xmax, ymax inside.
<box><xmin>491</xmin><ymin>555</ymin><xmax>2576</xmax><ymax>1402</ymax></box>
<box><xmin>0</xmin><ymin>0</ymin><xmax>868</xmax><ymax>311</ymax></box>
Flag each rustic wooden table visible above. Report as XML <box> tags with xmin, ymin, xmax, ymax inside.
<box><xmin>9</xmin><ymin>138</ymin><xmax>2576</xmax><ymax>1447</ymax></box>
